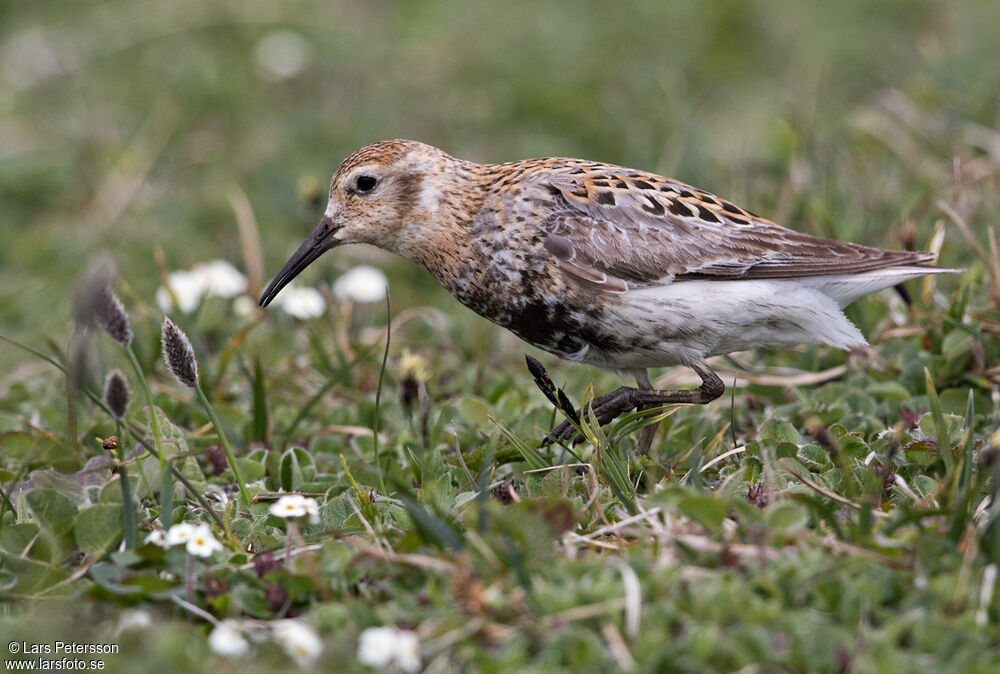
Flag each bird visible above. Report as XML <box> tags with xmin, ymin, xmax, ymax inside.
<box><xmin>259</xmin><ymin>139</ymin><xmax>959</xmax><ymax>450</ymax></box>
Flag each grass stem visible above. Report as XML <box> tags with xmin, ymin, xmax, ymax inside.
<box><xmin>115</xmin><ymin>421</ymin><xmax>138</xmax><ymax>549</ymax></box>
<box><xmin>195</xmin><ymin>385</ymin><xmax>251</xmax><ymax>507</ymax></box>
<box><xmin>125</xmin><ymin>345</ymin><xmax>166</xmax><ymax>469</ymax></box>
<box><xmin>372</xmin><ymin>292</ymin><xmax>391</xmax><ymax>495</ymax></box>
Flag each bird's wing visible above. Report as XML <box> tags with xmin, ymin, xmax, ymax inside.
<box><xmin>514</xmin><ymin>168</ymin><xmax>935</xmax><ymax>293</ymax></box>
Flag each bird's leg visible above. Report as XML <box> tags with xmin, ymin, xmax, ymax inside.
<box><xmin>544</xmin><ymin>361</ymin><xmax>725</xmax><ymax>445</ymax></box>
<box><xmin>634</xmin><ymin>370</ymin><xmax>657</xmax><ymax>455</ymax></box>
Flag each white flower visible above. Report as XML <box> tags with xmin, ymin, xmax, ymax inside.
<box><xmin>333</xmin><ymin>266</ymin><xmax>387</xmax><ymax>304</ymax></box>
<box><xmin>145</xmin><ymin>529</ymin><xmax>168</xmax><ymax>548</ymax></box>
<box><xmin>209</xmin><ymin>620</ymin><xmax>249</xmax><ymax>657</ymax></box>
<box><xmin>115</xmin><ymin>609</ymin><xmax>153</xmax><ymax>635</ymax></box>
<box><xmin>270</xmin><ymin>494</ymin><xmax>320</xmax><ymax>523</ymax></box>
<box><xmin>165</xmin><ymin>522</ymin><xmax>196</xmax><ymax>547</ymax></box>
<box><xmin>302</xmin><ymin>498</ymin><xmax>320</xmax><ymax>525</ymax></box>
<box><xmin>198</xmin><ymin>260</ymin><xmax>248</xmax><ymax>298</ymax></box>
<box><xmin>156</xmin><ymin>260</ymin><xmax>248</xmax><ymax>313</ymax></box>
<box><xmin>273</xmin><ymin>620</ymin><xmax>322</xmax><ymax>667</ymax></box>
<box><xmin>254</xmin><ymin>30</ymin><xmax>311</xmax><ymax>82</ymax></box>
<box><xmin>273</xmin><ymin>285</ymin><xmax>326</xmax><ymax>319</ymax></box>
<box><xmin>233</xmin><ymin>295</ymin><xmax>258</xmax><ymax>319</ymax></box>
<box><xmin>156</xmin><ymin>270</ymin><xmax>204</xmax><ymax>313</ymax></box>
<box><xmin>185</xmin><ymin>523</ymin><xmax>224</xmax><ymax>558</ymax></box>
<box><xmin>358</xmin><ymin>626</ymin><xmax>421</xmax><ymax>673</ymax></box>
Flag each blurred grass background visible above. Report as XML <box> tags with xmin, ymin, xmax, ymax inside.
<box><xmin>2</xmin><ymin>0</ymin><xmax>998</xmax><ymax>367</ymax></box>
<box><xmin>3</xmin><ymin>4</ymin><xmax>1000</xmax><ymax>670</ymax></box>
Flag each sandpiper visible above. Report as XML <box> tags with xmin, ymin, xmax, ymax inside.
<box><xmin>260</xmin><ymin>139</ymin><xmax>958</xmax><ymax>447</ymax></box>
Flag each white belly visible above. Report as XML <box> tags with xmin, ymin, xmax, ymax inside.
<box><xmin>580</xmin><ymin>277</ymin><xmax>869</xmax><ymax>371</ymax></box>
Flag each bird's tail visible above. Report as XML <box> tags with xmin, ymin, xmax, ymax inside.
<box><xmin>800</xmin><ymin>266</ymin><xmax>963</xmax><ymax>308</ymax></box>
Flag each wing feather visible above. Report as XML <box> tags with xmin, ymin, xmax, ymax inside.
<box><xmin>517</xmin><ymin>171</ymin><xmax>936</xmax><ymax>291</ymax></box>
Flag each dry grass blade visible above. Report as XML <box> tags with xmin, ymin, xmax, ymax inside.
<box><xmin>349</xmin><ymin>537</ymin><xmax>457</xmax><ymax>573</ymax></box>
<box><xmin>314</xmin><ymin>424</ymin><xmax>388</xmax><ymax>442</ymax></box>
<box><xmin>228</xmin><ymin>186</ymin><xmax>265</xmax><ymax>299</ymax></box>
<box><xmin>672</xmin><ymin>534</ymin><xmax>782</xmax><ymax>562</ymax></box>
<box><xmin>572</xmin><ymin>507</ymin><xmax>663</xmax><ymax>543</ymax></box>
<box><xmin>803</xmin><ymin>535</ymin><xmax>909</xmax><ymax>570</ymax></box>
<box><xmin>614</xmin><ymin>559</ymin><xmax>642</xmax><ymax>639</ymax></box>
<box><xmin>655</xmin><ymin>362</ymin><xmax>847</xmax><ymax>389</ymax></box>
<box><xmin>783</xmin><ymin>461</ymin><xmax>886</xmax><ymax>518</ymax></box>
<box><xmin>539</xmin><ymin>597</ymin><xmax>628</xmax><ymax>628</ymax></box>
<box><xmin>700</xmin><ymin>446</ymin><xmax>747</xmax><ymax>473</ymax></box>
<box><xmin>938</xmin><ymin>200</ymin><xmax>989</xmax><ymax>261</ymax></box>
<box><xmin>601</xmin><ymin>621</ymin><xmax>636</xmax><ymax>672</ymax></box>
<box><xmin>939</xmin><ymin>199</ymin><xmax>1000</xmax><ymax>310</ymax></box>
<box><xmin>715</xmin><ymin>364</ymin><xmax>848</xmax><ymax>387</ymax></box>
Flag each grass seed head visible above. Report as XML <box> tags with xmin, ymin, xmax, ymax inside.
<box><xmin>103</xmin><ymin>369</ymin><xmax>131</xmax><ymax>419</ymax></box>
<box><xmin>93</xmin><ymin>285</ymin><xmax>133</xmax><ymax>346</ymax></box>
<box><xmin>161</xmin><ymin>317</ymin><xmax>199</xmax><ymax>388</ymax></box>
<box><xmin>73</xmin><ymin>256</ymin><xmax>115</xmax><ymax>327</ymax></box>
<box><xmin>76</xmin><ymin>257</ymin><xmax>133</xmax><ymax>345</ymax></box>
<box><xmin>399</xmin><ymin>349</ymin><xmax>429</xmax><ymax>413</ymax></box>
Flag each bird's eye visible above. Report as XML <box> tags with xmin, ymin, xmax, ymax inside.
<box><xmin>354</xmin><ymin>175</ymin><xmax>378</xmax><ymax>193</ymax></box>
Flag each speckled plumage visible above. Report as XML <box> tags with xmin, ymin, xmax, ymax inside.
<box><xmin>260</xmin><ymin>139</ymin><xmax>958</xmax><ymax>445</ymax></box>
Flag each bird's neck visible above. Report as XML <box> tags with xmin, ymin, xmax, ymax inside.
<box><xmin>392</xmin><ymin>159</ymin><xmax>499</xmax><ymax>290</ymax></box>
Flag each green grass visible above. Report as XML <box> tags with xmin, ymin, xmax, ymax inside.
<box><xmin>3</xmin><ymin>1</ymin><xmax>1000</xmax><ymax>672</ymax></box>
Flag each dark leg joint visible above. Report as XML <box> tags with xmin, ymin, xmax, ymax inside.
<box><xmin>698</xmin><ymin>369</ymin><xmax>725</xmax><ymax>402</ymax></box>
<box><xmin>528</xmin><ymin>357</ymin><xmax>725</xmax><ymax>447</ymax></box>
<box><xmin>525</xmin><ymin>355</ymin><xmax>581</xmax><ymax>430</ymax></box>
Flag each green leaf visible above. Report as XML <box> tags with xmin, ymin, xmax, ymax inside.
<box><xmin>237</xmin><ymin>457</ymin><xmax>266</xmax><ymax>483</ymax></box>
<box><xmin>252</xmin><ymin>355</ymin><xmax>270</xmax><ymax>444</ymax></box>
<box><xmin>759</xmin><ymin>418</ymin><xmax>801</xmax><ymax>445</ymax></box>
<box><xmin>941</xmin><ymin>329</ymin><xmax>973</xmax><ymax>364</ymax></box>
<box><xmin>0</xmin><ymin>431</ymin><xmax>80</xmax><ymax>474</ymax></box>
<box><xmin>866</xmin><ymin>381</ymin><xmax>912</xmax><ymax>400</ymax></box>
<box><xmin>321</xmin><ymin>496</ymin><xmax>355</xmax><ymax>528</ymax></box>
<box><xmin>924</xmin><ymin>368</ymin><xmax>952</xmax><ymax>469</ymax></box>
<box><xmin>280</xmin><ymin>446</ymin><xmax>309</xmax><ymax>491</ymax></box>
<box><xmin>903</xmin><ymin>438</ymin><xmax>939</xmax><ymax>468</ymax></box>
<box><xmin>74</xmin><ymin>505</ymin><xmax>124</xmax><ymax>558</ymax></box>
<box><xmin>797</xmin><ymin>444</ymin><xmax>832</xmax><ymax>472</ymax></box>
<box><xmin>0</xmin><ymin>522</ymin><xmax>40</xmax><ymax>556</ymax></box>
<box><xmin>88</xmin><ymin>563</ymin><xmax>139</xmax><ymax>596</ymax></box>
<box><xmin>598</xmin><ymin>441</ymin><xmax>637</xmax><ymax>515</ymax></box>
<box><xmin>775</xmin><ymin>441</ymin><xmax>799</xmax><ymax>459</ymax></box>
<box><xmin>766</xmin><ymin>502</ymin><xmax>809</xmax><ymax>533</ymax></box>
<box><xmin>0</xmin><ymin>568</ymin><xmax>17</xmax><ymax>593</ymax></box>
<box><xmin>146</xmin><ymin>406</ymin><xmax>188</xmax><ymax>459</ymax></box>
<box><xmin>490</xmin><ymin>416</ymin><xmax>548</xmax><ymax>470</ymax></box>
<box><xmin>25</xmin><ymin>488</ymin><xmax>78</xmax><ymax>536</ymax></box>
<box><xmin>677</xmin><ymin>495</ymin><xmax>727</xmax><ymax>531</ymax></box>
<box><xmin>918</xmin><ymin>411</ymin><xmax>964</xmax><ymax>454</ymax></box>
<box><xmin>393</xmin><ymin>480</ymin><xmax>464</xmax><ymax>550</ymax></box>
<box><xmin>232</xmin><ymin>584</ymin><xmax>273</xmax><ymax>619</ymax></box>
<box><xmin>458</xmin><ymin>395</ymin><xmax>493</xmax><ymax>427</ymax></box>
<box><xmin>948</xmin><ymin>390</ymin><xmax>977</xmax><ymax>541</ymax></box>
<box><xmin>89</xmin><ymin>562</ymin><xmax>178</xmax><ymax>598</ymax></box>
<box><xmin>0</xmin><ymin>552</ymin><xmax>70</xmax><ymax>596</ymax></box>
<box><xmin>12</xmin><ymin>467</ymin><xmax>93</xmax><ymax>505</ymax></box>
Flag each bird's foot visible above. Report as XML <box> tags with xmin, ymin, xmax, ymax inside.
<box><xmin>526</xmin><ymin>355</ymin><xmax>628</xmax><ymax>445</ymax></box>
<box><xmin>636</xmin><ymin>420</ymin><xmax>658</xmax><ymax>455</ymax></box>
<box><xmin>525</xmin><ymin>355</ymin><xmax>579</xmax><ymax>425</ymax></box>
<box><xmin>546</xmin><ymin>386</ymin><xmax>645</xmax><ymax>445</ymax></box>
<box><xmin>525</xmin><ymin>355</ymin><xmax>727</xmax><ymax>447</ymax></box>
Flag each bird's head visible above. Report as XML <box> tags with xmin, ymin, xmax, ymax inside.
<box><xmin>259</xmin><ymin>139</ymin><xmax>456</xmax><ymax>307</ymax></box>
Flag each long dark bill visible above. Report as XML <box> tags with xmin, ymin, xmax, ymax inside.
<box><xmin>258</xmin><ymin>216</ymin><xmax>338</xmax><ymax>307</ymax></box>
